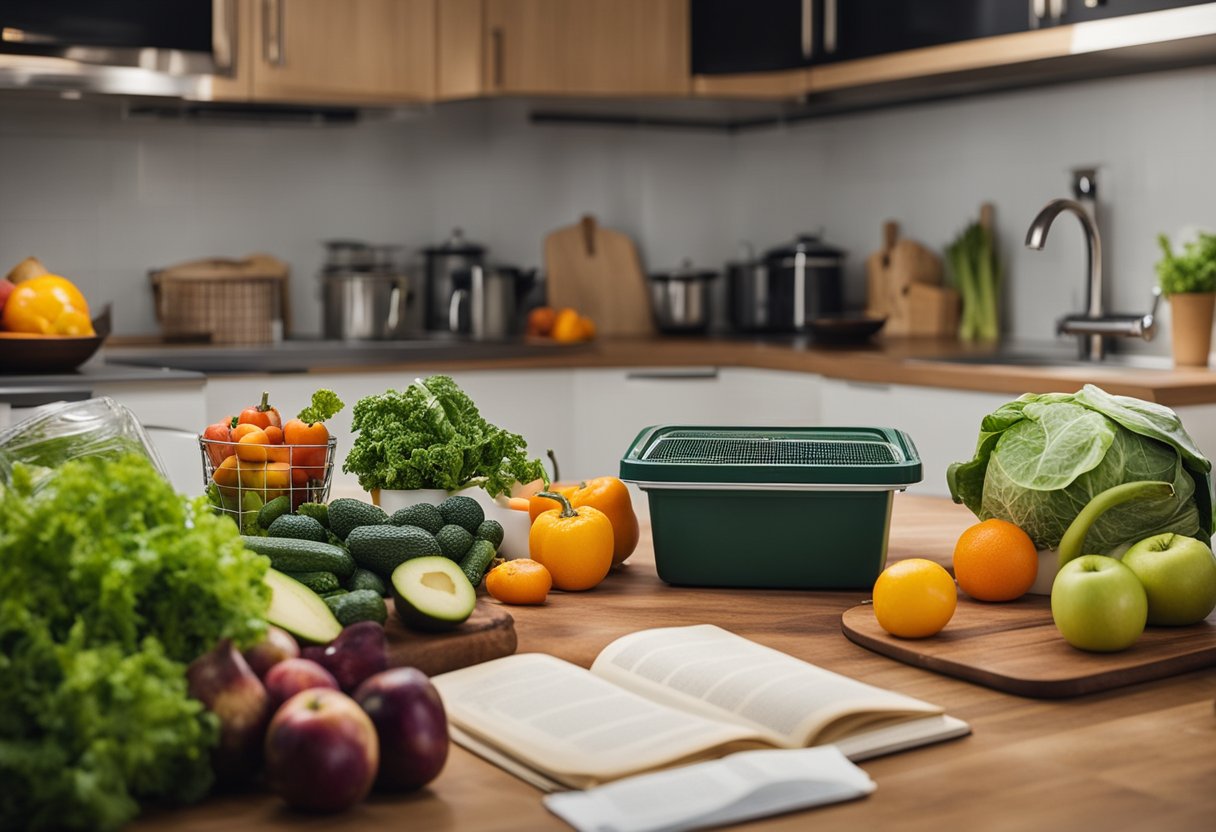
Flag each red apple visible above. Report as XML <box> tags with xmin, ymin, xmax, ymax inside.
<box><xmin>265</xmin><ymin>658</ymin><xmax>340</xmax><ymax>708</ymax></box>
<box><xmin>243</xmin><ymin>625</ymin><xmax>300</xmax><ymax>678</ymax></box>
<box><xmin>301</xmin><ymin>621</ymin><xmax>387</xmax><ymax>693</ymax></box>
<box><xmin>186</xmin><ymin>640</ymin><xmax>272</xmax><ymax>780</ymax></box>
<box><xmin>355</xmin><ymin>668</ymin><xmax>449</xmax><ymax>791</ymax></box>
<box><xmin>265</xmin><ymin>688</ymin><xmax>380</xmax><ymax>812</ymax></box>
<box><xmin>0</xmin><ymin>279</ymin><xmax>15</xmax><ymax>313</ymax></box>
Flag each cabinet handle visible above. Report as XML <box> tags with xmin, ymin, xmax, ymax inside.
<box><xmin>212</xmin><ymin>0</ymin><xmax>237</xmax><ymax>74</ymax></box>
<box><xmin>800</xmin><ymin>0</ymin><xmax>814</xmax><ymax>59</ymax></box>
<box><xmin>1049</xmin><ymin>0</ymin><xmax>1067</xmax><ymax>20</ymax></box>
<box><xmin>1032</xmin><ymin>0</ymin><xmax>1048</xmax><ymax>21</ymax></box>
<box><xmin>625</xmin><ymin>368</ymin><xmax>719</xmax><ymax>381</ymax></box>
<box><xmin>824</xmin><ymin>0</ymin><xmax>837</xmax><ymax>54</ymax></box>
<box><xmin>491</xmin><ymin>27</ymin><xmax>504</xmax><ymax>89</ymax></box>
<box><xmin>263</xmin><ymin>0</ymin><xmax>286</xmax><ymax>66</ymax></box>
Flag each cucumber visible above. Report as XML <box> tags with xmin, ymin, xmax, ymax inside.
<box><xmin>345</xmin><ymin>567</ymin><xmax>387</xmax><ymax>596</ymax></box>
<box><xmin>283</xmin><ymin>570</ymin><xmax>342</xmax><ymax>595</ymax></box>
<box><xmin>267</xmin><ymin>513</ymin><xmax>328</xmax><ymax>543</ymax></box>
<box><xmin>324</xmin><ymin>589</ymin><xmax>388</xmax><ymax>627</ymax></box>
<box><xmin>257</xmin><ymin>495</ymin><xmax>291</xmax><ymax>529</ymax></box>
<box><xmin>242</xmin><ymin>535</ymin><xmax>356</xmax><ymax>579</ymax></box>
<box><xmin>458</xmin><ymin>538</ymin><xmax>498</xmax><ymax>588</ymax></box>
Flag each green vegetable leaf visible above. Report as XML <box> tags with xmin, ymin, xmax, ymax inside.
<box><xmin>1156</xmin><ymin>231</ymin><xmax>1216</xmax><ymax>296</ymax></box>
<box><xmin>342</xmin><ymin>375</ymin><xmax>547</xmax><ymax>498</ymax></box>
<box><xmin>297</xmin><ymin>388</ymin><xmax>345</xmax><ymax>425</ymax></box>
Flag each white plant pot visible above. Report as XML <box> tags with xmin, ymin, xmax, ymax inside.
<box><xmin>1028</xmin><ymin>549</ymin><xmax>1059</xmax><ymax>596</ymax></box>
<box><xmin>376</xmin><ymin>485</ymin><xmax>531</xmax><ymax>560</ymax></box>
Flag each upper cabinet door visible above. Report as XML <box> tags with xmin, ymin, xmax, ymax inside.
<box><xmin>483</xmin><ymin>0</ymin><xmax>690</xmax><ymax>96</ymax></box>
<box><xmin>249</xmin><ymin>0</ymin><xmax>435</xmax><ymax>103</ymax></box>
<box><xmin>820</xmin><ymin>0</ymin><xmax>1031</xmax><ymax>64</ymax></box>
<box><xmin>1045</xmin><ymin>0</ymin><xmax>1211</xmax><ymax>25</ymax></box>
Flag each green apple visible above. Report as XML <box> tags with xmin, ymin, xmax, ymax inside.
<box><xmin>1050</xmin><ymin>555</ymin><xmax>1147</xmax><ymax>652</ymax></box>
<box><xmin>1121</xmin><ymin>533</ymin><xmax>1216</xmax><ymax>626</ymax></box>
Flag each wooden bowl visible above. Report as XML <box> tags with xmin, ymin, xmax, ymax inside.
<box><xmin>807</xmin><ymin>314</ymin><xmax>886</xmax><ymax>345</ymax></box>
<box><xmin>0</xmin><ymin>306</ymin><xmax>111</xmax><ymax>373</ymax></box>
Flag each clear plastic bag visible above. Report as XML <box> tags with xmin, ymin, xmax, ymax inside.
<box><xmin>0</xmin><ymin>396</ymin><xmax>166</xmax><ymax>490</ymax></box>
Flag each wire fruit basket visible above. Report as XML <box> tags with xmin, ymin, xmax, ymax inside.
<box><xmin>199</xmin><ymin>435</ymin><xmax>337</xmax><ymax>528</ymax></box>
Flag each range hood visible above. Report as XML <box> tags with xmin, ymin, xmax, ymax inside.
<box><xmin>0</xmin><ymin>0</ymin><xmax>232</xmax><ymax>98</ymax></box>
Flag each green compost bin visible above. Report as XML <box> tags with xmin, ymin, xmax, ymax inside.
<box><xmin>619</xmin><ymin>426</ymin><xmax>923</xmax><ymax>589</ymax></box>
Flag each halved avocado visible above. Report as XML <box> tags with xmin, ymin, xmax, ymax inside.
<box><xmin>265</xmin><ymin>568</ymin><xmax>343</xmax><ymax>644</ymax></box>
<box><xmin>391</xmin><ymin>556</ymin><xmax>476</xmax><ymax>632</ymax></box>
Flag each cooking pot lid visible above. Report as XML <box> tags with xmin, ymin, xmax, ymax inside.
<box><xmin>651</xmin><ymin>258</ymin><xmax>718</xmax><ymax>281</ymax></box>
<box><xmin>424</xmin><ymin>227</ymin><xmax>485</xmax><ymax>257</ymax></box>
<box><xmin>764</xmin><ymin>233</ymin><xmax>845</xmax><ymax>260</ymax></box>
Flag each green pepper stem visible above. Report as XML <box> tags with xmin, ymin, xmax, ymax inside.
<box><xmin>258</xmin><ymin>391</ymin><xmax>272</xmax><ymax>412</ymax></box>
<box><xmin>536</xmin><ymin>490</ymin><xmax>578</xmax><ymax>519</ymax></box>
<box><xmin>1057</xmin><ymin>480</ymin><xmax>1175</xmax><ymax>568</ymax></box>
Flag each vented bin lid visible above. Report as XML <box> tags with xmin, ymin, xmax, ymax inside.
<box><xmin>620</xmin><ymin>425</ymin><xmax>922</xmax><ymax>488</ymax></box>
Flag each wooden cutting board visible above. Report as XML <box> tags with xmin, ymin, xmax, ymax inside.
<box><xmin>841</xmin><ymin>595</ymin><xmax>1216</xmax><ymax>698</ymax></box>
<box><xmin>385</xmin><ymin>598</ymin><xmax>517</xmax><ymax>677</ymax></box>
<box><xmin>543</xmin><ymin>215</ymin><xmax>653</xmax><ymax>337</ymax></box>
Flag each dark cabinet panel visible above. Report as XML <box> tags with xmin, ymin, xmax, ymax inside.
<box><xmin>821</xmin><ymin>1</ymin><xmax>1031</xmax><ymax>63</ymax></box>
<box><xmin>691</xmin><ymin>0</ymin><xmax>812</xmax><ymax>74</ymax></box>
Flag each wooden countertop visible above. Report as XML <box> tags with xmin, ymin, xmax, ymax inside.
<box><xmin>134</xmin><ymin>495</ymin><xmax>1216</xmax><ymax>831</ymax></box>
<box><xmin>106</xmin><ymin>335</ymin><xmax>1216</xmax><ymax>407</ymax></box>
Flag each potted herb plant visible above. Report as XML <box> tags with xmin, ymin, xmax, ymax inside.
<box><xmin>1156</xmin><ymin>231</ymin><xmax>1216</xmax><ymax>366</ymax></box>
<box><xmin>341</xmin><ymin>375</ymin><xmax>548</xmax><ymax>557</ymax></box>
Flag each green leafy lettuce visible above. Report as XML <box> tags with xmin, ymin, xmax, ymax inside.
<box><xmin>948</xmin><ymin>384</ymin><xmax>1213</xmax><ymax>553</ymax></box>
<box><xmin>343</xmin><ymin>375</ymin><xmax>547</xmax><ymax>497</ymax></box>
<box><xmin>0</xmin><ymin>454</ymin><xmax>271</xmax><ymax>831</ymax></box>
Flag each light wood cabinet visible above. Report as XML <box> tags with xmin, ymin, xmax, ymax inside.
<box><xmin>483</xmin><ymin>0</ymin><xmax>690</xmax><ymax>96</ymax></box>
<box><xmin>209</xmin><ymin>0</ymin><xmax>436</xmax><ymax>105</ymax></box>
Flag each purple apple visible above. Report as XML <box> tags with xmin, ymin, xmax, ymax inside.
<box><xmin>186</xmin><ymin>640</ymin><xmax>272</xmax><ymax>779</ymax></box>
<box><xmin>265</xmin><ymin>658</ymin><xmax>340</xmax><ymax>708</ymax></box>
<box><xmin>301</xmin><ymin>621</ymin><xmax>387</xmax><ymax>693</ymax></box>
<box><xmin>355</xmin><ymin>668</ymin><xmax>449</xmax><ymax>791</ymax></box>
<box><xmin>243</xmin><ymin>625</ymin><xmax>300</xmax><ymax>678</ymax></box>
<box><xmin>265</xmin><ymin>688</ymin><xmax>380</xmax><ymax>813</ymax></box>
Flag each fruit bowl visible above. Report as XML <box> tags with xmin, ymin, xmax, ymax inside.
<box><xmin>0</xmin><ymin>306</ymin><xmax>111</xmax><ymax>373</ymax></box>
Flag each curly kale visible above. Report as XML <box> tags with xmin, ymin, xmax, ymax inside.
<box><xmin>342</xmin><ymin>375</ymin><xmax>547</xmax><ymax>498</ymax></box>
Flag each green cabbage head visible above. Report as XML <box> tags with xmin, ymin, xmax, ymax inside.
<box><xmin>947</xmin><ymin>384</ymin><xmax>1213</xmax><ymax>553</ymax></box>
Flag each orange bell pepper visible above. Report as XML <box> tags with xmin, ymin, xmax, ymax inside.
<box><xmin>238</xmin><ymin>391</ymin><xmax>282</xmax><ymax>430</ymax></box>
<box><xmin>564</xmin><ymin>477</ymin><xmax>639</xmax><ymax>565</ymax></box>
<box><xmin>236</xmin><ymin>427</ymin><xmax>271</xmax><ymax>463</ymax></box>
<box><xmin>528</xmin><ymin>482</ymin><xmax>578</xmax><ymax>523</ymax></box>
<box><xmin>528</xmin><ymin>491</ymin><xmax>614</xmax><ymax>591</ymax></box>
<box><xmin>2</xmin><ymin>275</ymin><xmax>94</xmax><ymax>335</ymax></box>
<box><xmin>202</xmin><ymin>415</ymin><xmax>238</xmax><ymax>467</ymax></box>
<box><xmin>284</xmin><ymin>417</ymin><xmax>330</xmax><ymax>480</ymax></box>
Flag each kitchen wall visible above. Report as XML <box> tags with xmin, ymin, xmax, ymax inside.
<box><xmin>1</xmin><ymin>62</ymin><xmax>1214</xmax><ymax>348</ymax></box>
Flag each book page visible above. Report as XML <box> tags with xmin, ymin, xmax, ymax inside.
<box><xmin>431</xmin><ymin>652</ymin><xmax>770</xmax><ymax>789</ymax></box>
<box><xmin>590</xmin><ymin>625</ymin><xmax>942</xmax><ymax>748</ymax></box>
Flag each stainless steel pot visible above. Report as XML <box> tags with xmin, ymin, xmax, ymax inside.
<box><xmin>447</xmin><ymin>265</ymin><xmax>536</xmax><ymax>341</ymax></box>
<box><xmin>424</xmin><ymin>228</ymin><xmax>486</xmax><ymax>331</ymax></box>
<box><xmin>728</xmin><ymin>234</ymin><xmax>845</xmax><ymax>333</ymax></box>
<box><xmin>650</xmin><ymin>260</ymin><xmax>717</xmax><ymax>334</ymax></box>
<box><xmin>320</xmin><ymin>241</ymin><xmax>424</xmax><ymax>340</ymax></box>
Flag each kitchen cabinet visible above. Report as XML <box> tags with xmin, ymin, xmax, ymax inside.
<box><xmin>482</xmin><ymin>0</ymin><xmax>690</xmax><ymax>96</ymax></box>
<box><xmin>211</xmin><ymin>0</ymin><xmax>436</xmax><ymax>105</ymax></box>
<box><xmin>1041</xmin><ymin>0</ymin><xmax>1212</xmax><ymax>25</ymax></box>
<box><xmin>818</xmin><ymin>379</ymin><xmax>1010</xmax><ymax>499</ymax></box>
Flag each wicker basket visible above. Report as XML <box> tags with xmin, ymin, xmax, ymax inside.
<box><xmin>151</xmin><ymin>255</ymin><xmax>291</xmax><ymax>345</ymax></box>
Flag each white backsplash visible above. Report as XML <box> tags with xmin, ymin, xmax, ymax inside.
<box><xmin>1</xmin><ymin>62</ymin><xmax>1214</xmax><ymax>350</ymax></box>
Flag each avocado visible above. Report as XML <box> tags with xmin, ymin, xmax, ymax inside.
<box><xmin>265</xmin><ymin>568</ymin><xmax>343</xmax><ymax>644</ymax></box>
<box><xmin>329</xmin><ymin>498</ymin><xmax>389</xmax><ymax>540</ymax></box>
<box><xmin>391</xmin><ymin>556</ymin><xmax>477</xmax><ymax>632</ymax></box>
<box><xmin>436</xmin><ymin>523</ymin><xmax>475</xmax><ymax>561</ymax></box>
<box><xmin>345</xmin><ymin>567</ymin><xmax>387</xmax><ymax>596</ymax></box>
<box><xmin>324</xmin><ymin>589</ymin><xmax>388</xmax><ymax>627</ymax></box>
<box><xmin>347</xmin><ymin>524</ymin><xmax>442</xmax><ymax>577</ymax></box>
<box><xmin>267</xmin><ymin>513</ymin><xmax>328</xmax><ymax>543</ymax></box>
<box><xmin>282</xmin><ymin>570</ymin><xmax>342</xmax><ymax>594</ymax></box>
<box><xmin>438</xmin><ymin>495</ymin><xmax>485</xmax><ymax>534</ymax></box>
<box><xmin>389</xmin><ymin>502</ymin><xmax>444</xmax><ymax>535</ymax></box>
<box><xmin>475</xmin><ymin>519</ymin><xmax>505</xmax><ymax>548</ymax></box>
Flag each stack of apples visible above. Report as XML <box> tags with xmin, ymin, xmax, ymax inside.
<box><xmin>187</xmin><ymin>621</ymin><xmax>449</xmax><ymax>812</ymax></box>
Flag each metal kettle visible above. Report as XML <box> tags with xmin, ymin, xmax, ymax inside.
<box><xmin>424</xmin><ymin>228</ymin><xmax>486</xmax><ymax>331</ymax></box>
<box><xmin>447</xmin><ymin>265</ymin><xmax>536</xmax><ymax>341</ymax></box>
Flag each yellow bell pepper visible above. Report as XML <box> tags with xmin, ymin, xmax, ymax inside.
<box><xmin>528</xmin><ymin>491</ymin><xmax>614</xmax><ymax>591</ymax></box>
<box><xmin>2</xmin><ymin>275</ymin><xmax>94</xmax><ymax>335</ymax></box>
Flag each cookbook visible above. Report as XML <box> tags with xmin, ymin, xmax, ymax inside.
<box><xmin>432</xmin><ymin>624</ymin><xmax>970</xmax><ymax>791</ymax></box>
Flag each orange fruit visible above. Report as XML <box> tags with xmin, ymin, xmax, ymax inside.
<box><xmin>485</xmin><ymin>559</ymin><xmax>552</xmax><ymax>605</ymax></box>
<box><xmin>872</xmin><ymin>558</ymin><xmax>957</xmax><ymax>639</ymax></box>
<box><xmin>952</xmin><ymin>518</ymin><xmax>1038</xmax><ymax>602</ymax></box>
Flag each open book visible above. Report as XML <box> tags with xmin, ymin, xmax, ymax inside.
<box><xmin>432</xmin><ymin>624</ymin><xmax>970</xmax><ymax>791</ymax></box>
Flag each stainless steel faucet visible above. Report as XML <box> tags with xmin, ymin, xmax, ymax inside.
<box><xmin>1024</xmin><ymin>172</ymin><xmax>1158</xmax><ymax>361</ymax></box>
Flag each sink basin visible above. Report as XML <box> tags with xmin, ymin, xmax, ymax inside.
<box><xmin>914</xmin><ymin>350</ymin><xmax>1173</xmax><ymax>371</ymax></box>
